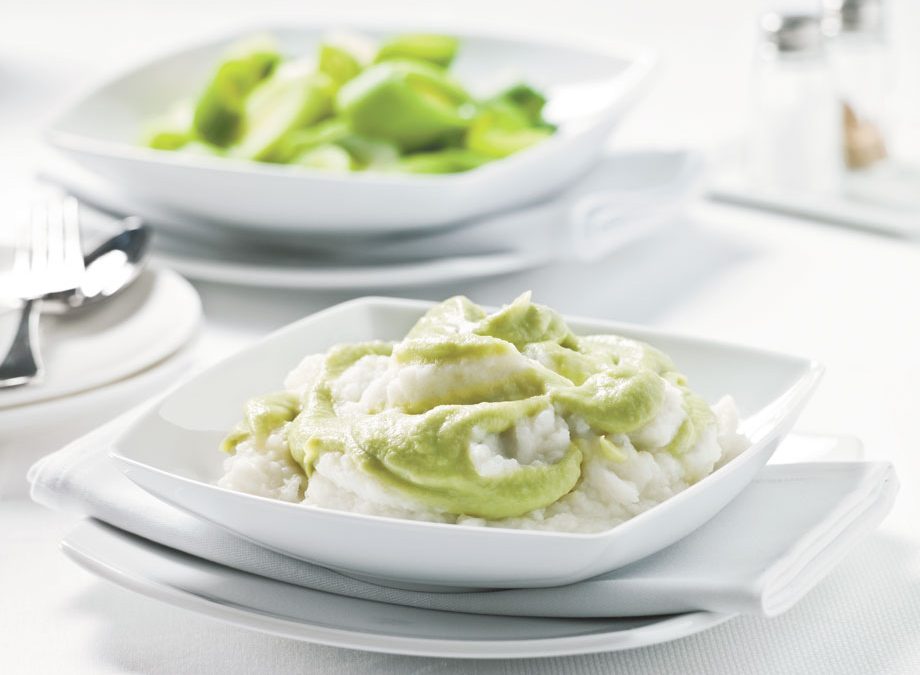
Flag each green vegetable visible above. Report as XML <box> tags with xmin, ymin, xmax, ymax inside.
<box><xmin>337</xmin><ymin>59</ymin><xmax>473</xmax><ymax>152</ymax></box>
<box><xmin>375</xmin><ymin>33</ymin><xmax>459</xmax><ymax>68</ymax></box>
<box><xmin>397</xmin><ymin>148</ymin><xmax>490</xmax><ymax>173</ymax></box>
<box><xmin>466</xmin><ymin>99</ymin><xmax>553</xmax><ymax>158</ymax></box>
<box><xmin>192</xmin><ymin>35</ymin><xmax>281</xmax><ymax>146</ymax></box>
<box><xmin>231</xmin><ymin>63</ymin><xmax>336</xmax><ymax>162</ymax></box>
<box><xmin>293</xmin><ymin>144</ymin><xmax>353</xmax><ymax>172</ymax></box>
<box><xmin>319</xmin><ymin>42</ymin><xmax>364</xmax><ymax>86</ymax></box>
<box><xmin>143</xmin><ymin>100</ymin><xmax>194</xmax><ymax>150</ymax></box>
<box><xmin>337</xmin><ymin>134</ymin><xmax>400</xmax><ymax>170</ymax></box>
<box><xmin>492</xmin><ymin>83</ymin><xmax>550</xmax><ymax>126</ymax></box>
<box><xmin>276</xmin><ymin>118</ymin><xmax>351</xmax><ymax>162</ymax></box>
<box><xmin>144</xmin><ymin>31</ymin><xmax>556</xmax><ymax>173</ymax></box>
<box><xmin>177</xmin><ymin>140</ymin><xmax>224</xmax><ymax>157</ymax></box>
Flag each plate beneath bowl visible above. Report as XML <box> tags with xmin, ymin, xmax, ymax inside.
<box><xmin>43</xmin><ymin>150</ymin><xmax>703</xmax><ymax>290</ymax></box>
<box><xmin>110</xmin><ymin>296</ymin><xmax>822</xmax><ymax>588</ymax></box>
<box><xmin>62</xmin><ymin>519</ymin><xmax>733</xmax><ymax>659</ymax></box>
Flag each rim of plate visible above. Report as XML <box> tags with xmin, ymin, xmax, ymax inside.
<box><xmin>61</xmin><ymin>521</ymin><xmax>733</xmax><ymax>659</ymax></box>
<box><xmin>151</xmin><ymin>250</ymin><xmax>540</xmax><ymax>289</ymax></box>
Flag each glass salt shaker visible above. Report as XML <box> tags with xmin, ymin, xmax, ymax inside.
<box><xmin>823</xmin><ymin>0</ymin><xmax>892</xmax><ymax>171</ymax></box>
<box><xmin>748</xmin><ymin>11</ymin><xmax>843</xmax><ymax>193</ymax></box>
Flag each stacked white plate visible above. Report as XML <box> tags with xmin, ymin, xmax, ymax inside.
<box><xmin>35</xmin><ymin>24</ymin><xmax>713</xmax><ymax>291</ymax></box>
<box><xmin>45</xmin><ymin>149</ymin><xmax>703</xmax><ymax>290</ymax></box>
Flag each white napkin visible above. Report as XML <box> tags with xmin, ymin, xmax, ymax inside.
<box><xmin>29</xmin><ymin>407</ymin><xmax>897</xmax><ymax>618</ymax></box>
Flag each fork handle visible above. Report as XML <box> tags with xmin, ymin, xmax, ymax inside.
<box><xmin>0</xmin><ymin>299</ymin><xmax>43</xmax><ymax>388</ymax></box>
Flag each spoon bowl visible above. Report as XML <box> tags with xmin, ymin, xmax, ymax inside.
<box><xmin>44</xmin><ymin>218</ymin><xmax>151</xmax><ymax>314</ymax></box>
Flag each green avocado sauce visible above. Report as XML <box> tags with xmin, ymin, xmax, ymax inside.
<box><xmin>222</xmin><ymin>293</ymin><xmax>714</xmax><ymax>519</ymax></box>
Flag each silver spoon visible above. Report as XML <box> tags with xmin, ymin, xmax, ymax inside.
<box><xmin>45</xmin><ymin>217</ymin><xmax>151</xmax><ymax>314</ymax></box>
<box><xmin>0</xmin><ymin>218</ymin><xmax>151</xmax><ymax>388</ymax></box>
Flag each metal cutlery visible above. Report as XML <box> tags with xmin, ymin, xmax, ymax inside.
<box><xmin>51</xmin><ymin>216</ymin><xmax>150</xmax><ymax>313</ymax></box>
<box><xmin>0</xmin><ymin>205</ymin><xmax>151</xmax><ymax>390</ymax></box>
<box><xmin>0</xmin><ymin>196</ymin><xmax>86</xmax><ymax>388</ymax></box>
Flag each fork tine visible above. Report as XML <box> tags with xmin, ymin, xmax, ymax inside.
<box><xmin>61</xmin><ymin>196</ymin><xmax>85</xmax><ymax>283</ymax></box>
<box><xmin>46</xmin><ymin>197</ymin><xmax>64</xmax><ymax>276</ymax></box>
<box><xmin>30</xmin><ymin>199</ymin><xmax>48</xmax><ymax>283</ymax></box>
<box><xmin>12</xmin><ymin>209</ymin><xmax>31</xmax><ymax>275</ymax></box>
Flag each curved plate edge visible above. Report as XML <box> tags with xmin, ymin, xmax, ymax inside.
<box><xmin>61</xmin><ymin>520</ymin><xmax>734</xmax><ymax>659</ymax></box>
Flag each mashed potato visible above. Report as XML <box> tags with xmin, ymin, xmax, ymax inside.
<box><xmin>218</xmin><ymin>294</ymin><xmax>749</xmax><ymax>533</ymax></box>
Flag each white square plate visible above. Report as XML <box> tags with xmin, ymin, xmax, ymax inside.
<box><xmin>47</xmin><ymin>24</ymin><xmax>654</xmax><ymax>235</ymax></box>
<box><xmin>111</xmin><ymin>297</ymin><xmax>822</xmax><ymax>589</ymax></box>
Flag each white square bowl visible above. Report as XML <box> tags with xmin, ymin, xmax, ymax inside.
<box><xmin>46</xmin><ymin>24</ymin><xmax>654</xmax><ymax>235</ymax></box>
<box><xmin>111</xmin><ymin>297</ymin><xmax>822</xmax><ymax>589</ymax></box>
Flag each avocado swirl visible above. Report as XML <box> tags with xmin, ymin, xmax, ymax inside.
<box><xmin>222</xmin><ymin>293</ymin><xmax>730</xmax><ymax>521</ymax></box>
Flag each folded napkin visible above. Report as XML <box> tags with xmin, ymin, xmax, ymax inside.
<box><xmin>29</xmin><ymin>407</ymin><xmax>897</xmax><ymax>618</ymax></box>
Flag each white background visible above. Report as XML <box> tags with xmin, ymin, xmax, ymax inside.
<box><xmin>1</xmin><ymin>1</ymin><xmax>919</xmax><ymax>673</ymax></box>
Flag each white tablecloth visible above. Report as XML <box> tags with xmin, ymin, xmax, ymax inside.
<box><xmin>2</xmin><ymin>1</ymin><xmax>919</xmax><ymax>673</ymax></box>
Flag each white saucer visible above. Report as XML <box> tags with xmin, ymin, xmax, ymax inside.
<box><xmin>62</xmin><ymin>519</ymin><xmax>732</xmax><ymax>659</ymax></box>
<box><xmin>0</xmin><ymin>265</ymin><xmax>200</xmax><ymax>409</ymax></box>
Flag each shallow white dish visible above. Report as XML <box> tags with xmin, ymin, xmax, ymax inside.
<box><xmin>62</xmin><ymin>519</ymin><xmax>732</xmax><ymax>658</ymax></box>
<box><xmin>112</xmin><ymin>298</ymin><xmax>821</xmax><ymax>588</ymax></box>
<box><xmin>0</xmin><ymin>265</ymin><xmax>200</xmax><ymax>409</ymax></box>
<box><xmin>46</xmin><ymin>24</ymin><xmax>654</xmax><ymax>235</ymax></box>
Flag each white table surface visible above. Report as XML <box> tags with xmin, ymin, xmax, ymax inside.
<box><xmin>2</xmin><ymin>1</ymin><xmax>919</xmax><ymax>673</ymax></box>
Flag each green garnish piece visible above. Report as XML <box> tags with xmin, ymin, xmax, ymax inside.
<box><xmin>337</xmin><ymin>59</ymin><xmax>473</xmax><ymax>152</ymax></box>
<box><xmin>177</xmin><ymin>140</ymin><xmax>224</xmax><ymax>157</ymax></box>
<box><xmin>231</xmin><ymin>63</ymin><xmax>336</xmax><ymax>162</ymax></box>
<box><xmin>192</xmin><ymin>35</ymin><xmax>281</xmax><ymax>146</ymax></box>
<box><xmin>492</xmin><ymin>83</ymin><xmax>551</xmax><ymax>127</ymax></box>
<box><xmin>143</xmin><ymin>100</ymin><xmax>194</xmax><ymax>151</ymax></box>
<box><xmin>397</xmin><ymin>148</ymin><xmax>490</xmax><ymax>174</ymax></box>
<box><xmin>275</xmin><ymin>118</ymin><xmax>351</xmax><ymax>163</ymax></box>
<box><xmin>466</xmin><ymin>99</ymin><xmax>553</xmax><ymax>158</ymax></box>
<box><xmin>337</xmin><ymin>134</ymin><xmax>401</xmax><ymax>170</ymax></box>
<box><xmin>143</xmin><ymin>31</ymin><xmax>557</xmax><ymax>173</ymax></box>
<box><xmin>318</xmin><ymin>42</ymin><xmax>364</xmax><ymax>86</ymax></box>
<box><xmin>293</xmin><ymin>144</ymin><xmax>353</xmax><ymax>172</ymax></box>
<box><xmin>375</xmin><ymin>34</ymin><xmax>459</xmax><ymax>68</ymax></box>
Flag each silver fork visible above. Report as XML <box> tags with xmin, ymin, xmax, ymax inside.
<box><xmin>0</xmin><ymin>195</ymin><xmax>85</xmax><ymax>388</ymax></box>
